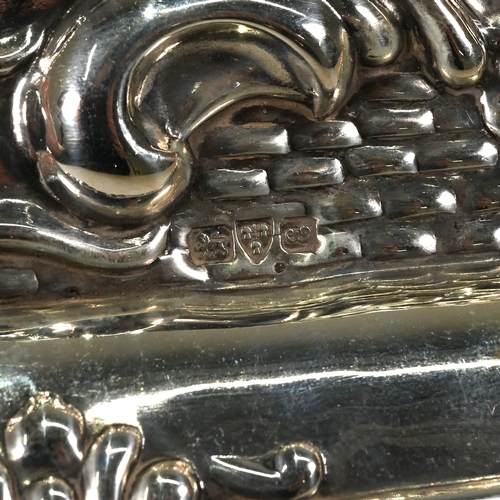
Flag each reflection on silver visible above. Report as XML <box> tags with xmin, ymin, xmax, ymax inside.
<box><xmin>453</xmin><ymin>218</ymin><xmax>500</xmax><ymax>253</ymax></box>
<box><xmin>235</xmin><ymin>203</ymin><xmax>306</xmax><ymax>222</ymax></box>
<box><xmin>346</xmin><ymin>475</ymin><xmax>500</xmax><ymax>500</ymax></box>
<box><xmin>0</xmin><ymin>462</ymin><xmax>14</xmax><ymax>500</ymax></box>
<box><xmin>289</xmin><ymin>121</ymin><xmax>362</xmax><ymax>151</ymax></box>
<box><xmin>288</xmin><ymin>230</ymin><xmax>362</xmax><ymax>266</ymax></box>
<box><xmin>357</xmin><ymin>107</ymin><xmax>435</xmax><ymax>138</ymax></box>
<box><xmin>363</xmin><ymin>224</ymin><xmax>437</xmax><ymax>258</ymax></box>
<box><xmin>382</xmin><ymin>180</ymin><xmax>457</xmax><ymax>219</ymax></box>
<box><xmin>14</xmin><ymin>0</ymin><xmax>354</xmax><ymax>223</ymax></box>
<box><xmin>24</xmin><ymin>477</ymin><xmax>75</xmax><ymax>500</ymax></box>
<box><xmin>434</xmin><ymin>94</ymin><xmax>483</xmax><ymax>132</ymax></box>
<box><xmin>345</xmin><ymin>146</ymin><xmax>418</xmax><ymax>177</ymax></box>
<box><xmin>268</xmin><ymin>157</ymin><xmax>344</xmax><ymax>190</ymax></box>
<box><xmin>131</xmin><ymin>461</ymin><xmax>199</xmax><ymax>500</ymax></box>
<box><xmin>210</xmin><ymin>443</ymin><xmax>324</xmax><ymax>500</ymax></box>
<box><xmin>37</xmin><ymin>149</ymin><xmax>192</xmax><ymax>224</ymax></box>
<box><xmin>201</xmin><ymin>125</ymin><xmax>289</xmax><ymax>158</ymax></box>
<box><xmin>0</xmin><ymin>199</ymin><xmax>168</xmax><ymax>268</ymax></box>
<box><xmin>308</xmin><ymin>185</ymin><xmax>383</xmax><ymax>224</ymax></box>
<box><xmin>4</xmin><ymin>1</ymin><xmax>500</xmax><ymax>500</ymax></box>
<box><xmin>0</xmin><ymin>269</ymin><xmax>38</xmax><ymax>299</ymax></box>
<box><xmin>416</xmin><ymin>134</ymin><xmax>498</xmax><ymax>171</ymax></box>
<box><xmin>360</xmin><ymin>74</ymin><xmax>437</xmax><ymax>101</ymax></box>
<box><xmin>463</xmin><ymin>0</ymin><xmax>500</xmax><ymax>38</ymax></box>
<box><xmin>0</xmin><ymin>23</ymin><xmax>44</xmax><ymax>77</ymax></box>
<box><xmin>399</xmin><ymin>0</ymin><xmax>486</xmax><ymax>87</ymax></box>
<box><xmin>481</xmin><ymin>79</ymin><xmax>500</xmax><ymax>139</ymax></box>
<box><xmin>82</xmin><ymin>425</ymin><xmax>142</xmax><ymax>500</ymax></box>
<box><xmin>328</xmin><ymin>0</ymin><xmax>402</xmax><ymax>66</ymax></box>
<box><xmin>199</xmin><ymin>169</ymin><xmax>270</xmax><ymax>200</ymax></box>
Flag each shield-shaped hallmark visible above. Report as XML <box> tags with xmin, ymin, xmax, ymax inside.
<box><xmin>236</xmin><ymin>219</ymin><xmax>274</xmax><ymax>264</ymax></box>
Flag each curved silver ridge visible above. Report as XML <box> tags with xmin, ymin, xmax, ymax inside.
<box><xmin>210</xmin><ymin>443</ymin><xmax>325</xmax><ymax>500</ymax></box>
<box><xmin>479</xmin><ymin>10</ymin><xmax>500</xmax><ymax>141</ymax></box>
<box><xmin>462</xmin><ymin>0</ymin><xmax>500</xmax><ymax>39</ymax></box>
<box><xmin>328</xmin><ymin>0</ymin><xmax>402</xmax><ymax>66</ymax></box>
<box><xmin>82</xmin><ymin>425</ymin><xmax>142</xmax><ymax>500</ymax></box>
<box><xmin>0</xmin><ymin>199</ymin><xmax>169</xmax><ymax>268</ymax></box>
<box><xmin>131</xmin><ymin>461</ymin><xmax>200</xmax><ymax>500</ymax></box>
<box><xmin>0</xmin><ymin>462</ymin><xmax>14</xmax><ymax>500</ymax></box>
<box><xmin>0</xmin><ymin>22</ymin><xmax>44</xmax><ymax>77</ymax></box>
<box><xmin>24</xmin><ymin>477</ymin><xmax>75</xmax><ymax>500</ymax></box>
<box><xmin>400</xmin><ymin>0</ymin><xmax>486</xmax><ymax>87</ymax></box>
<box><xmin>38</xmin><ymin>150</ymin><xmax>191</xmax><ymax>224</ymax></box>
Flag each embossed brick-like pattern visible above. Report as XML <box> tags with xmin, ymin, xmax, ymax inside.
<box><xmin>191</xmin><ymin>73</ymin><xmax>500</xmax><ymax>274</ymax></box>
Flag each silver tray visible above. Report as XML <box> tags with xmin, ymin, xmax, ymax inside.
<box><xmin>1</xmin><ymin>0</ymin><xmax>500</xmax><ymax>499</ymax></box>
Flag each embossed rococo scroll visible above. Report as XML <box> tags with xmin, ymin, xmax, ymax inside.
<box><xmin>0</xmin><ymin>0</ymin><xmax>500</xmax><ymax>311</ymax></box>
<box><xmin>12</xmin><ymin>0</ymin><xmax>490</xmax><ymax>226</ymax></box>
<box><xmin>0</xmin><ymin>393</ymin><xmax>325</xmax><ymax>500</ymax></box>
<box><xmin>5</xmin><ymin>392</ymin><xmax>500</xmax><ymax>500</ymax></box>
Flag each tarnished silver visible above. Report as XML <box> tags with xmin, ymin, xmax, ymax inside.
<box><xmin>4</xmin><ymin>0</ymin><xmax>500</xmax><ymax>499</ymax></box>
<box><xmin>5</xmin><ymin>393</ymin><xmax>85</xmax><ymax>482</ymax></box>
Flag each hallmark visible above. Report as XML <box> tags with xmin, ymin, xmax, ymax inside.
<box><xmin>236</xmin><ymin>219</ymin><xmax>274</xmax><ymax>264</ymax></box>
<box><xmin>188</xmin><ymin>226</ymin><xmax>234</xmax><ymax>266</ymax></box>
<box><xmin>280</xmin><ymin>217</ymin><xmax>319</xmax><ymax>254</ymax></box>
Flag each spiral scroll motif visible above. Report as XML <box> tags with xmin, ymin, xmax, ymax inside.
<box><xmin>13</xmin><ymin>0</ymin><xmax>356</xmax><ymax>224</ymax></box>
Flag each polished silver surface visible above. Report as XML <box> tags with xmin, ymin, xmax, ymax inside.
<box><xmin>3</xmin><ymin>0</ymin><xmax>500</xmax><ymax>499</ymax></box>
<box><xmin>356</xmin><ymin>107</ymin><xmax>436</xmax><ymax>138</ymax></box>
<box><xmin>327</xmin><ymin>0</ymin><xmax>401</xmax><ymax>67</ymax></box>
<box><xmin>416</xmin><ymin>134</ymin><xmax>499</xmax><ymax>172</ymax></box>
<box><xmin>130</xmin><ymin>461</ymin><xmax>199</xmax><ymax>500</ymax></box>
<box><xmin>0</xmin><ymin>23</ymin><xmax>44</xmax><ymax>77</ymax></box>
<box><xmin>359</xmin><ymin>74</ymin><xmax>437</xmax><ymax>102</ymax></box>
<box><xmin>399</xmin><ymin>0</ymin><xmax>486</xmax><ymax>88</ymax></box>
<box><xmin>82</xmin><ymin>426</ymin><xmax>142</xmax><ymax>500</ymax></box>
<box><xmin>0</xmin><ymin>199</ymin><xmax>169</xmax><ymax>269</ymax></box>
<box><xmin>268</xmin><ymin>157</ymin><xmax>344</xmax><ymax>190</ymax></box>
<box><xmin>381</xmin><ymin>180</ymin><xmax>457</xmax><ymax>219</ymax></box>
<box><xmin>199</xmin><ymin>169</ymin><xmax>270</xmax><ymax>200</ymax></box>
<box><xmin>4</xmin><ymin>306</ymin><xmax>500</xmax><ymax>500</ymax></box>
<box><xmin>210</xmin><ymin>444</ymin><xmax>325</xmax><ymax>500</ymax></box>
<box><xmin>12</xmin><ymin>0</ymin><xmax>354</xmax><ymax>224</ymax></box>
<box><xmin>24</xmin><ymin>477</ymin><xmax>75</xmax><ymax>500</ymax></box>
<box><xmin>289</xmin><ymin>122</ymin><xmax>362</xmax><ymax>151</ymax></box>
<box><xmin>345</xmin><ymin>146</ymin><xmax>418</xmax><ymax>177</ymax></box>
<box><xmin>202</xmin><ymin>126</ymin><xmax>290</xmax><ymax>158</ymax></box>
<box><xmin>0</xmin><ymin>462</ymin><xmax>15</xmax><ymax>500</ymax></box>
